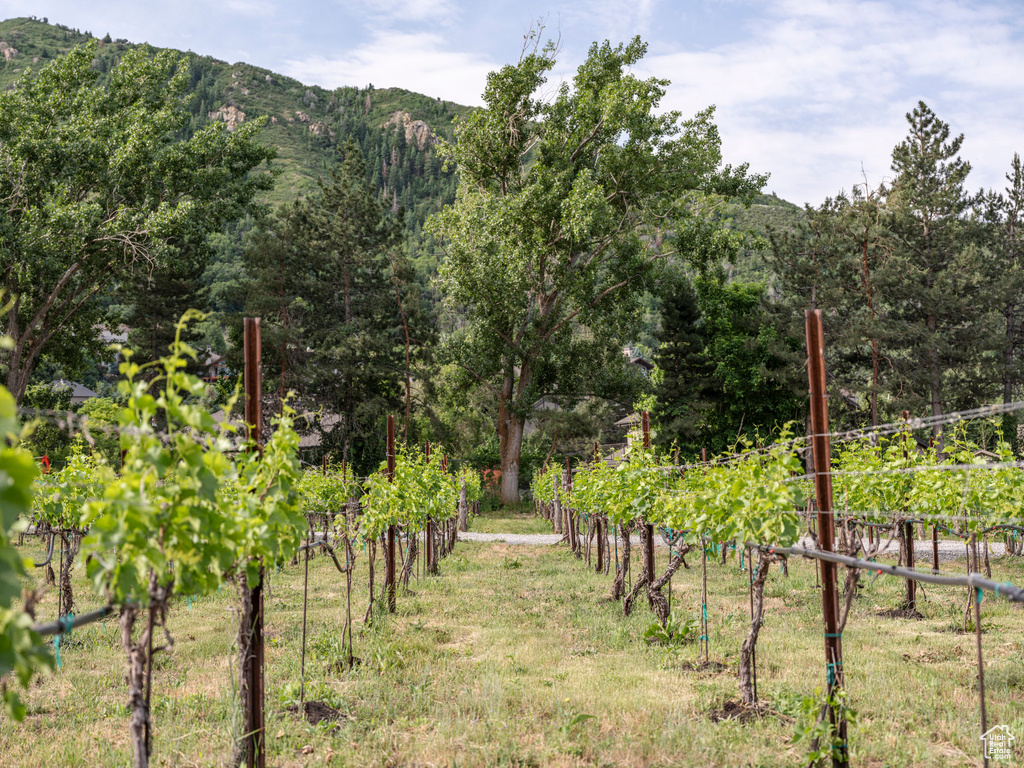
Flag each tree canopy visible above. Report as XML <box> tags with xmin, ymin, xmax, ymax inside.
<box><xmin>429</xmin><ymin>33</ymin><xmax>766</xmax><ymax>502</ymax></box>
<box><xmin>0</xmin><ymin>41</ymin><xmax>275</xmax><ymax>401</ymax></box>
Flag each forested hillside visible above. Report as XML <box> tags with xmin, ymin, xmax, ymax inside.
<box><xmin>0</xmin><ymin>17</ymin><xmax>818</xmax><ymax>473</ymax></box>
<box><xmin>0</xmin><ymin>17</ymin><xmax>469</xmax><ymax>279</ymax></box>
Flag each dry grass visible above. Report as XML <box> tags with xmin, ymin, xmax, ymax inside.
<box><xmin>1</xmin><ymin>523</ymin><xmax>1022</xmax><ymax>767</ymax></box>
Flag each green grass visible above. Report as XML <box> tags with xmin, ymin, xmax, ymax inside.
<box><xmin>2</xmin><ymin>529</ymin><xmax>1023</xmax><ymax>767</ymax></box>
<box><xmin>470</xmin><ymin>500</ymin><xmax>554</xmax><ymax>535</ymax></box>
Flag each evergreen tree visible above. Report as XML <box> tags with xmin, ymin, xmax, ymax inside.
<box><xmin>237</xmin><ymin>142</ymin><xmax>423</xmax><ymax>472</ymax></box>
<box><xmin>301</xmin><ymin>142</ymin><xmax>410</xmax><ymax>468</ymax></box>
<box><xmin>652</xmin><ymin>278</ymin><xmax>715</xmax><ymax>455</ymax></box>
<box><xmin>983</xmin><ymin>154</ymin><xmax>1024</xmax><ymax>451</ymax></box>
<box><xmin>694</xmin><ymin>276</ymin><xmax>804</xmax><ymax>453</ymax></box>
<box><xmin>880</xmin><ymin>102</ymin><xmax>995</xmax><ymax>443</ymax></box>
<box><xmin>768</xmin><ymin>187</ymin><xmax>888</xmax><ymax>428</ymax></box>
<box><xmin>123</xmin><ymin>244</ymin><xmax>210</xmax><ymax>370</ymax></box>
<box><xmin>238</xmin><ymin>202</ymin><xmax>312</xmax><ymax>409</ymax></box>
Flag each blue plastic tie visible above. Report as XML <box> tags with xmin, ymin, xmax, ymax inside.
<box><xmin>53</xmin><ymin>613</ymin><xmax>75</xmax><ymax>670</ymax></box>
<box><xmin>976</xmin><ymin>588</ymin><xmax>983</xmax><ymax>605</ymax></box>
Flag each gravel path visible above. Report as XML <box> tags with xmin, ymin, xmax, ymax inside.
<box><xmin>457</xmin><ymin>530</ymin><xmax>1006</xmax><ymax>562</ymax></box>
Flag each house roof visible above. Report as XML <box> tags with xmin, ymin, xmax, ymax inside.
<box><xmin>96</xmin><ymin>325</ymin><xmax>129</xmax><ymax>344</ymax></box>
<box><xmin>614</xmin><ymin>412</ymin><xmax>641</xmax><ymax>428</ymax></box>
<box><xmin>52</xmin><ymin>380</ymin><xmax>98</xmax><ymax>400</ymax></box>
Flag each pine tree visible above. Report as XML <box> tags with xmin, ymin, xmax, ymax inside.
<box><xmin>237</xmin><ymin>202</ymin><xmax>312</xmax><ymax>407</ymax></box>
<box><xmin>652</xmin><ymin>279</ymin><xmax>715</xmax><ymax>456</ymax></box>
<box><xmin>880</xmin><ymin>102</ymin><xmax>995</xmax><ymax>443</ymax></box>
<box><xmin>983</xmin><ymin>154</ymin><xmax>1024</xmax><ymax>451</ymax></box>
<box><xmin>123</xmin><ymin>244</ymin><xmax>209</xmax><ymax>370</ymax></box>
<box><xmin>238</xmin><ymin>142</ymin><xmax>422</xmax><ymax>471</ymax></box>
<box><xmin>768</xmin><ymin>187</ymin><xmax>888</xmax><ymax>427</ymax></box>
<box><xmin>300</xmin><ymin>142</ymin><xmax>413</xmax><ymax>468</ymax></box>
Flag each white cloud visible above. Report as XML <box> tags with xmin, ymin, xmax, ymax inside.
<box><xmin>563</xmin><ymin>0</ymin><xmax>659</xmax><ymax>40</ymax></box>
<box><xmin>335</xmin><ymin>0</ymin><xmax>459</xmax><ymax>24</ymax></box>
<box><xmin>223</xmin><ymin>0</ymin><xmax>276</xmax><ymax>17</ymax></box>
<box><xmin>281</xmin><ymin>30</ymin><xmax>496</xmax><ymax>105</ymax></box>
<box><xmin>6</xmin><ymin>0</ymin><xmax>1020</xmax><ymax>206</ymax></box>
<box><xmin>636</xmin><ymin>0</ymin><xmax>1024</xmax><ymax>204</ymax></box>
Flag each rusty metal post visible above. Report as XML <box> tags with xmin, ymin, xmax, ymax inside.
<box><xmin>565</xmin><ymin>456</ymin><xmax>578</xmax><ymax>555</ymax></box>
<box><xmin>641</xmin><ymin>412</ymin><xmax>655</xmax><ymax>582</ymax></box>
<box><xmin>970</xmin><ymin>534</ymin><xmax>989</xmax><ymax>768</ymax></box>
<box><xmin>805</xmin><ymin>309</ymin><xmax>847</xmax><ymax>767</ymax></box>
<box><xmin>901</xmin><ymin>411</ymin><xmax>917</xmax><ymax>609</ymax></box>
<box><xmin>241</xmin><ymin>317</ymin><xmax>265</xmax><ymax>768</ymax></box>
<box><xmin>386</xmin><ymin>415</ymin><xmax>397</xmax><ymax>612</ymax></box>
<box><xmin>593</xmin><ymin>441</ymin><xmax>604</xmax><ymax>572</ymax></box>
<box><xmin>425</xmin><ymin>442</ymin><xmax>435</xmax><ymax>575</ymax></box>
<box><xmin>932</xmin><ymin>525</ymin><xmax>940</xmax><ymax>574</ymax></box>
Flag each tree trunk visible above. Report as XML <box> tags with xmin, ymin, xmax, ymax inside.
<box><xmin>927</xmin><ymin>313</ymin><xmax>944</xmax><ymax>450</ymax></box>
<box><xmin>499</xmin><ymin>416</ymin><xmax>525</xmax><ymax>505</ymax></box>
<box><xmin>739</xmin><ymin>550</ymin><xmax>772</xmax><ymax>706</ymax></box>
<box><xmin>623</xmin><ymin>524</ymin><xmax>650</xmax><ymax>617</ymax></box>
<box><xmin>121</xmin><ymin>574</ymin><xmax>170</xmax><ymax>768</ymax></box>
<box><xmin>120</xmin><ymin>604</ymin><xmax>150</xmax><ymax>768</ymax></box>
<box><xmin>364</xmin><ymin>540</ymin><xmax>376</xmax><ymax>624</ymax></box>
<box><xmin>497</xmin><ymin>363</ymin><xmax>531</xmax><ymax>505</ymax></box>
<box><xmin>458</xmin><ymin>478</ymin><xmax>469</xmax><ymax>532</ymax></box>
<box><xmin>611</xmin><ymin>522</ymin><xmax>630</xmax><ymax>600</ymax></box>
<box><xmin>59</xmin><ymin>532</ymin><xmax>79</xmax><ymax>617</ymax></box>
<box><xmin>400</xmin><ymin>535</ymin><xmax>417</xmax><ymax>588</ymax></box>
<box><xmin>552</xmin><ymin>476</ymin><xmax>562</xmax><ymax>534</ymax></box>
<box><xmin>649</xmin><ymin>544</ymin><xmax>692</xmax><ymax>625</ymax></box>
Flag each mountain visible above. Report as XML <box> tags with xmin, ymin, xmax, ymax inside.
<box><xmin>0</xmin><ymin>16</ymin><xmax>471</xmax><ymax>283</ymax></box>
<box><xmin>719</xmin><ymin>193</ymin><xmax>806</xmax><ymax>284</ymax></box>
<box><xmin>1</xmin><ymin>16</ymin><xmax>806</xmax><ymax>334</ymax></box>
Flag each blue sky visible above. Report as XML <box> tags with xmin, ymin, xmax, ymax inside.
<box><xmin>2</xmin><ymin>0</ymin><xmax>1022</xmax><ymax>206</ymax></box>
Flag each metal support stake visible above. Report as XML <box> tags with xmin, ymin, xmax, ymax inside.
<box><xmin>970</xmin><ymin>534</ymin><xmax>988</xmax><ymax>768</ymax></box>
<box><xmin>386</xmin><ymin>415</ymin><xmax>397</xmax><ymax>613</ymax></box>
<box><xmin>642</xmin><ymin>411</ymin><xmax>654</xmax><ymax>582</ymax></box>
<box><xmin>241</xmin><ymin>317</ymin><xmax>265</xmax><ymax>768</ymax></box>
<box><xmin>805</xmin><ymin>309</ymin><xmax>847</xmax><ymax>768</ymax></box>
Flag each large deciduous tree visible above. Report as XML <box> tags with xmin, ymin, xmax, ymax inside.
<box><xmin>0</xmin><ymin>42</ymin><xmax>274</xmax><ymax>402</ymax></box>
<box><xmin>429</xmin><ymin>34</ymin><xmax>765</xmax><ymax>503</ymax></box>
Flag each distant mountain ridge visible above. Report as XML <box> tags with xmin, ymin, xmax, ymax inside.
<box><xmin>0</xmin><ymin>16</ymin><xmax>471</xmax><ymax>257</ymax></box>
<box><xmin>0</xmin><ymin>16</ymin><xmax>803</xmax><ymax>291</ymax></box>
